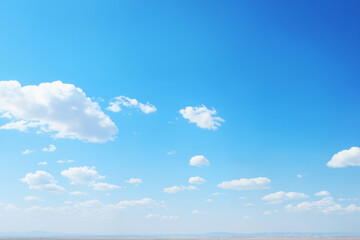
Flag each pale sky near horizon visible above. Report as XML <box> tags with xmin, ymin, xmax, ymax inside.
<box><xmin>0</xmin><ymin>0</ymin><xmax>360</xmax><ymax>235</ymax></box>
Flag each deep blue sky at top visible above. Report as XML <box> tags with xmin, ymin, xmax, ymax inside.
<box><xmin>0</xmin><ymin>0</ymin><xmax>360</xmax><ymax>233</ymax></box>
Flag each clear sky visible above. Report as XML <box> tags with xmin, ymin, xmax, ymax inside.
<box><xmin>0</xmin><ymin>0</ymin><xmax>360</xmax><ymax>235</ymax></box>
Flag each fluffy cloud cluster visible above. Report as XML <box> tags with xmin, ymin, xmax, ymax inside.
<box><xmin>163</xmin><ymin>185</ymin><xmax>197</xmax><ymax>193</ymax></box>
<box><xmin>42</xmin><ymin>144</ymin><xmax>56</xmax><ymax>152</ymax></box>
<box><xmin>327</xmin><ymin>147</ymin><xmax>360</xmax><ymax>168</ymax></box>
<box><xmin>262</xmin><ymin>191</ymin><xmax>308</xmax><ymax>204</ymax></box>
<box><xmin>126</xmin><ymin>178</ymin><xmax>142</xmax><ymax>186</ymax></box>
<box><xmin>0</xmin><ymin>81</ymin><xmax>117</xmax><ymax>143</ymax></box>
<box><xmin>188</xmin><ymin>176</ymin><xmax>206</xmax><ymax>184</ymax></box>
<box><xmin>107</xmin><ymin>96</ymin><xmax>156</xmax><ymax>114</ymax></box>
<box><xmin>285</xmin><ymin>197</ymin><xmax>360</xmax><ymax>214</ymax></box>
<box><xmin>61</xmin><ymin>166</ymin><xmax>120</xmax><ymax>191</ymax></box>
<box><xmin>217</xmin><ymin>177</ymin><xmax>271</xmax><ymax>191</ymax></box>
<box><xmin>2</xmin><ymin>198</ymin><xmax>158</xmax><ymax>215</ymax></box>
<box><xmin>20</xmin><ymin>171</ymin><xmax>65</xmax><ymax>194</ymax></box>
<box><xmin>189</xmin><ymin>155</ymin><xmax>210</xmax><ymax>167</ymax></box>
<box><xmin>179</xmin><ymin>105</ymin><xmax>224</xmax><ymax>130</ymax></box>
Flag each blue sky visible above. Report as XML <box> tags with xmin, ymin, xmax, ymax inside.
<box><xmin>0</xmin><ymin>0</ymin><xmax>360</xmax><ymax>234</ymax></box>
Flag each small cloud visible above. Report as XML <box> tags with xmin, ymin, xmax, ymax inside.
<box><xmin>22</xmin><ymin>149</ymin><xmax>34</xmax><ymax>155</ymax></box>
<box><xmin>297</xmin><ymin>174</ymin><xmax>302</xmax><ymax>178</ymax></box>
<box><xmin>192</xmin><ymin>209</ymin><xmax>207</xmax><ymax>215</ymax></box>
<box><xmin>218</xmin><ymin>177</ymin><xmax>271</xmax><ymax>191</ymax></box>
<box><xmin>107</xmin><ymin>96</ymin><xmax>156</xmax><ymax>114</ymax></box>
<box><xmin>20</xmin><ymin>171</ymin><xmax>65</xmax><ymax>194</ymax></box>
<box><xmin>42</xmin><ymin>144</ymin><xmax>56</xmax><ymax>152</ymax></box>
<box><xmin>69</xmin><ymin>191</ymin><xmax>87</xmax><ymax>196</ymax></box>
<box><xmin>243</xmin><ymin>216</ymin><xmax>252</xmax><ymax>220</ymax></box>
<box><xmin>24</xmin><ymin>196</ymin><xmax>43</xmax><ymax>202</ymax></box>
<box><xmin>206</xmin><ymin>199</ymin><xmax>214</xmax><ymax>202</ymax></box>
<box><xmin>315</xmin><ymin>191</ymin><xmax>330</xmax><ymax>196</ymax></box>
<box><xmin>93</xmin><ymin>182</ymin><xmax>121</xmax><ymax>191</ymax></box>
<box><xmin>189</xmin><ymin>176</ymin><xmax>206</xmax><ymax>184</ymax></box>
<box><xmin>179</xmin><ymin>105</ymin><xmax>224</xmax><ymax>130</ymax></box>
<box><xmin>38</xmin><ymin>161</ymin><xmax>47</xmax><ymax>165</ymax></box>
<box><xmin>190</xmin><ymin>155</ymin><xmax>210</xmax><ymax>168</ymax></box>
<box><xmin>262</xmin><ymin>191</ymin><xmax>308</xmax><ymax>204</ymax></box>
<box><xmin>57</xmin><ymin>159</ymin><xmax>74</xmax><ymax>164</ymax></box>
<box><xmin>126</xmin><ymin>178</ymin><xmax>142</xmax><ymax>186</ymax></box>
<box><xmin>212</xmin><ymin>192</ymin><xmax>226</xmax><ymax>196</ymax></box>
<box><xmin>238</xmin><ymin>196</ymin><xmax>246</xmax><ymax>200</ymax></box>
<box><xmin>166</xmin><ymin>150</ymin><xmax>177</xmax><ymax>155</ymax></box>
<box><xmin>163</xmin><ymin>185</ymin><xmax>197</xmax><ymax>193</ymax></box>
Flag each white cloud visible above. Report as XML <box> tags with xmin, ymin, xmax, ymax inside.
<box><xmin>107</xmin><ymin>96</ymin><xmax>156</xmax><ymax>114</ymax></box>
<box><xmin>57</xmin><ymin>159</ymin><xmax>74</xmax><ymax>164</ymax></box>
<box><xmin>297</xmin><ymin>174</ymin><xmax>302</xmax><ymax>178</ymax></box>
<box><xmin>192</xmin><ymin>209</ymin><xmax>207</xmax><ymax>215</ymax></box>
<box><xmin>61</xmin><ymin>166</ymin><xmax>105</xmax><ymax>185</ymax></box>
<box><xmin>212</xmin><ymin>192</ymin><xmax>226</xmax><ymax>196</ymax></box>
<box><xmin>179</xmin><ymin>105</ymin><xmax>224</xmax><ymax>130</ymax></box>
<box><xmin>22</xmin><ymin>149</ymin><xmax>33</xmax><ymax>155</ymax></box>
<box><xmin>92</xmin><ymin>182</ymin><xmax>121</xmax><ymax>191</ymax></box>
<box><xmin>315</xmin><ymin>191</ymin><xmax>330</xmax><ymax>196</ymax></box>
<box><xmin>345</xmin><ymin>204</ymin><xmax>360</xmax><ymax>212</ymax></box>
<box><xmin>69</xmin><ymin>191</ymin><xmax>87</xmax><ymax>196</ymax></box>
<box><xmin>285</xmin><ymin>197</ymin><xmax>343</xmax><ymax>213</ymax></box>
<box><xmin>262</xmin><ymin>191</ymin><xmax>308</xmax><ymax>204</ymax></box>
<box><xmin>243</xmin><ymin>216</ymin><xmax>252</xmax><ymax>220</ymax></box>
<box><xmin>0</xmin><ymin>81</ymin><xmax>117</xmax><ymax>143</ymax></box>
<box><xmin>188</xmin><ymin>176</ymin><xmax>206</xmax><ymax>184</ymax></box>
<box><xmin>189</xmin><ymin>155</ymin><xmax>210</xmax><ymax>167</ymax></box>
<box><xmin>163</xmin><ymin>185</ymin><xmax>197</xmax><ymax>193</ymax></box>
<box><xmin>217</xmin><ymin>177</ymin><xmax>271</xmax><ymax>191</ymax></box>
<box><xmin>38</xmin><ymin>161</ymin><xmax>47</xmax><ymax>165</ymax></box>
<box><xmin>166</xmin><ymin>150</ymin><xmax>177</xmax><ymax>155</ymax></box>
<box><xmin>20</xmin><ymin>171</ymin><xmax>65</xmax><ymax>194</ymax></box>
<box><xmin>327</xmin><ymin>147</ymin><xmax>360</xmax><ymax>168</ymax></box>
<box><xmin>206</xmin><ymin>199</ymin><xmax>214</xmax><ymax>202</ymax></box>
<box><xmin>42</xmin><ymin>144</ymin><xmax>56</xmax><ymax>152</ymax></box>
<box><xmin>24</xmin><ymin>196</ymin><xmax>43</xmax><ymax>202</ymax></box>
<box><xmin>126</xmin><ymin>178</ymin><xmax>142</xmax><ymax>186</ymax></box>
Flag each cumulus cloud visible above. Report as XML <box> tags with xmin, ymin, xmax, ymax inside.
<box><xmin>163</xmin><ymin>185</ymin><xmax>197</xmax><ymax>193</ymax></box>
<box><xmin>327</xmin><ymin>147</ymin><xmax>360</xmax><ymax>168</ymax></box>
<box><xmin>126</xmin><ymin>178</ymin><xmax>142</xmax><ymax>186</ymax></box>
<box><xmin>285</xmin><ymin>197</ymin><xmax>343</xmax><ymax>213</ymax></box>
<box><xmin>188</xmin><ymin>176</ymin><xmax>206</xmax><ymax>184</ymax></box>
<box><xmin>38</xmin><ymin>161</ymin><xmax>47</xmax><ymax>165</ymax></box>
<box><xmin>42</xmin><ymin>144</ymin><xmax>56</xmax><ymax>152</ymax></box>
<box><xmin>217</xmin><ymin>177</ymin><xmax>271</xmax><ymax>191</ymax></box>
<box><xmin>179</xmin><ymin>105</ymin><xmax>224</xmax><ymax>130</ymax></box>
<box><xmin>107</xmin><ymin>96</ymin><xmax>156</xmax><ymax>114</ymax></box>
<box><xmin>0</xmin><ymin>81</ymin><xmax>117</xmax><ymax>143</ymax></box>
<box><xmin>61</xmin><ymin>166</ymin><xmax>105</xmax><ymax>185</ymax></box>
<box><xmin>20</xmin><ymin>171</ymin><xmax>65</xmax><ymax>194</ymax></box>
<box><xmin>189</xmin><ymin>155</ymin><xmax>210</xmax><ymax>167</ymax></box>
<box><xmin>24</xmin><ymin>196</ymin><xmax>43</xmax><ymax>202</ymax></box>
<box><xmin>92</xmin><ymin>182</ymin><xmax>121</xmax><ymax>191</ymax></box>
<box><xmin>61</xmin><ymin>166</ymin><xmax>120</xmax><ymax>191</ymax></box>
<box><xmin>315</xmin><ymin>191</ymin><xmax>330</xmax><ymax>196</ymax></box>
<box><xmin>262</xmin><ymin>191</ymin><xmax>308</xmax><ymax>204</ymax></box>
<box><xmin>22</xmin><ymin>149</ymin><xmax>33</xmax><ymax>155</ymax></box>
